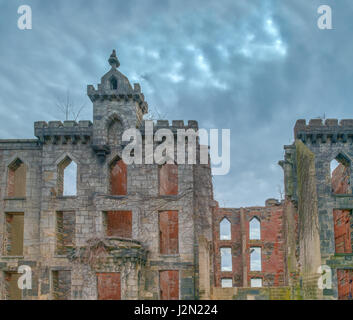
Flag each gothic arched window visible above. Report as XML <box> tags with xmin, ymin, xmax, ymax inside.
<box><xmin>249</xmin><ymin>217</ymin><xmax>261</xmax><ymax>240</ymax></box>
<box><xmin>330</xmin><ymin>154</ymin><xmax>351</xmax><ymax>194</ymax></box>
<box><xmin>109</xmin><ymin>156</ymin><xmax>127</xmax><ymax>195</ymax></box>
<box><xmin>220</xmin><ymin>218</ymin><xmax>231</xmax><ymax>240</ymax></box>
<box><xmin>7</xmin><ymin>158</ymin><xmax>26</xmax><ymax>197</ymax></box>
<box><xmin>57</xmin><ymin>156</ymin><xmax>77</xmax><ymax>196</ymax></box>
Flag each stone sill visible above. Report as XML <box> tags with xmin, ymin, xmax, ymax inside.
<box><xmin>1</xmin><ymin>256</ymin><xmax>24</xmax><ymax>259</ymax></box>
<box><xmin>158</xmin><ymin>195</ymin><xmax>179</xmax><ymax>199</ymax></box>
<box><xmin>54</xmin><ymin>255</ymin><xmax>69</xmax><ymax>259</ymax></box>
<box><xmin>56</xmin><ymin>196</ymin><xmax>78</xmax><ymax>199</ymax></box>
<box><xmin>4</xmin><ymin>197</ymin><xmax>26</xmax><ymax>201</ymax></box>
<box><xmin>105</xmin><ymin>195</ymin><xmax>128</xmax><ymax>199</ymax></box>
<box><xmin>159</xmin><ymin>254</ymin><xmax>180</xmax><ymax>258</ymax></box>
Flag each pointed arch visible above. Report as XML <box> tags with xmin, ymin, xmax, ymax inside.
<box><xmin>109</xmin><ymin>155</ymin><xmax>127</xmax><ymax>195</ymax></box>
<box><xmin>57</xmin><ymin>156</ymin><xmax>77</xmax><ymax>196</ymax></box>
<box><xmin>330</xmin><ymin>152</ymin><xmax>351</xmax><ymax>194</ymax></box>
<box><xmin>220</xmin><ymin>217</ymin><xmax>231</xmax><ymax>240</ymax></box>
<box><xmin>249</xmin><ymin>216</ymin><xmax>261</xmax><ymax>240</ymax></box>
<box><xmin>7</xmin><ymin>157</ymin><xmax>27</xmax><ymax>197</ymax></box>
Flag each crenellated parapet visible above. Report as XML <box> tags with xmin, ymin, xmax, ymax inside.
<box><xmin>294</xmin><ymin>119</ymin><xmax>353</xmax><ymax>143</ymax></box>
<box><xmin>87</xmin><ymin>83</ymin><xmax>148</xmax><ymax>114</ymax></box>
<box><xmin>34</xmin><ymin>120</ymin><xmax>93</xmax><ymax>144</ymax></box>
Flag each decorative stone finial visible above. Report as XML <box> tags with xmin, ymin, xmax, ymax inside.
<box><xmin>108</xmin><ymin>49</ymin><xmax>120</xmax><ymax>69</ymax></box>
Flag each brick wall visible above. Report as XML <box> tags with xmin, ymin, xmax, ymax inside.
<box><xmin>160</xmin><ymin>270</ymin><xmax>179</xmax><ymax>299</ymax></box>
<box><xmin>109</xmin><ymin>158</ymin><xmax>127</xmax><ymax>195</ymax></box>
<box><xmin>159</xmin><ymin>210</ymin><xmax>178</xmax><ymax>254</ymax></box>
<box><xmin>333</xmin><ymin>210</ymin><xmax>352</xmax><ymax>254</ymax></box>
<box><xmin>97</xmin><ymin>272</ymin><xmax>121</xmax><ymax>300</ymax></box>
<box><xmin>159</xmin><ymin>164</ymin><xmax>178</xmax><ymax>195</ymax></box>
<box><xmin>106</xmin><ymin>211</ymin><xmax>132</xmax><ymax>238</ymax></box>
<box><xmin>213</xmin><ymin>202</ymin><xmax>286</xmax><ymax>288</ymax></box>
<box><xmin>337</xmin><ymin>269</ymin><xmax>353</xmax><ymax>300</ymax></box>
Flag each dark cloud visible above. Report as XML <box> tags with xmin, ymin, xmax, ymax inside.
<box><xmin>0</xmin><ymin>0</ymin><xmax>352</xmax><ymax>206</ymax></box>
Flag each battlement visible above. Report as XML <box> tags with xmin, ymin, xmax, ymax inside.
<box><xmin>139</xmin><ymin>120</ymin><xmax>198</xmax><ymax>135</ymax></box>
<box><xmin>34</xmin><ymin>120</ymin><xmax>93</xmax><ymax>144</ymax></box>
<box><xmin>294</xmin><ymin>119</ymin><xmax>353</xmax><ymax>143</ymax></box>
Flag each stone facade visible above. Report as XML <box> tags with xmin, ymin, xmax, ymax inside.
<box><xmin>0</xmin><ymin>51</ymin><xmax>214</xmax><ymax>300</ymax></box>
<box><xmin>0</xmin><ymin>51</ymin><xmax>352</xmax><ymax>300</ymax></box>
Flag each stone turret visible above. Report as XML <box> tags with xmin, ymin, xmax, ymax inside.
<box><xmin>87</xmin><ymin>50</ymin><xmax>148</xmax><ymax>157</ymax></box>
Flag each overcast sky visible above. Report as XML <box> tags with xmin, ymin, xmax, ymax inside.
<box><xmin>0</xmin><ymin>0</ymin><xmax>352</xmax><ymax>207</ymax></box>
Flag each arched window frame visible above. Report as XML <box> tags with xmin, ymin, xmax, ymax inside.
<box><xmin>220</xmin><ymin>217</ymin><xmax>231</xmax><ymax>240</ymax></box>
<box><xmin>249</xmin><ymin>216</ymin><xmax>261</xmax><ymax>240</ymax></box>
<box><xmin>330</xmin><ymin>153</ymin><xmax>352</xmax><ymax>195</ymax></box>
<box><xmin>108</xmin><ymin>155</ymin><xmax>127</xmax><ymax>196</ymax></box>
<box><xmin>7</xmin><ymin>157</ymin><xmax>27</xmax><ymax>198</ymax></box>
<box><xmin>57</xmin><ymin>155</ymin><xmax>78</xmax><ymax>196</ymax></box>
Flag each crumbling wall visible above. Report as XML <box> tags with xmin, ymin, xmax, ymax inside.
<box><xmin>295</xmin><ymin>139</ymin><xmax>322</xmax><ymax>298</ymax></box>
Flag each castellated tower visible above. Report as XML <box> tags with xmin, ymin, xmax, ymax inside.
<box><xmin>87</xmin><ymin>50</ymin><xmax>148</xmax><ymax>149</ymax></box>
<box><xmin>0</xmin><ymin>50</ymin><xmax>214</xmax><ymax>300</ymax></box>
<box><xmin>281</xmin><ymin>118</ymin><xmax>353</xmax><ymax>300</ymax></box>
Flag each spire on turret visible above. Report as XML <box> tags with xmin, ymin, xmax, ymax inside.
<box><xmin>108</xmin><ymin>49</ymin><xmax>120</xmax><ymax>69</ymax></box>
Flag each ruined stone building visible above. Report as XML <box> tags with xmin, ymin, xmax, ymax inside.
<box><xmin>0</xmin><ymin>51</ymin><xmax>352</xmax><ymax>300</ymax></box>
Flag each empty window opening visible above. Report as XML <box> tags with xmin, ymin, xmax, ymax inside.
<box><xmin>57</xmin><ymin>157</ymin><xmax>77</xmax><ymax>196</ymax></box>
<box><xmin>159</xmin><ymin>211</ymin><xmax>179</xmax><ymax>254</ymax></box>
<box><xmin>333</xmin><ymin>209</ymin><xmax>352</xmax><ymax>254</ymax></box>
<box><xmin>249</xmin><ymin>217</ymin><xmax>261</xmax><ymax>240</ymax></box>
<box><xmin>220</xmin><ymin>218</ymin><xmax>231</xmax><ymax>240</ymax></box>
<box><xmin>52</xmin><ymin>270</ymin><xmax>71</xmax><ymax>300</ymax></box>
<box><xmin>221</xmin><ymin>278</ymin><xmax>233</xmax><ymax>288</ymax></box>
<box><xmin>7</xmin><ymin>158</ymin><xmax>26</xmax><ymax>197</ymax></box>
<box><xmin>220</xmin><ymin>247</ymin><xmax>232</xmax><ymax>272</ymax></box>
<box><xmin>160</xmin><ymin>270</ymin><xmax>179</xmax><ymax>300</ymax></box>
<box><xmin>251</xmin><ymin>278</ymin><xmax>263</xmax><ymax>288</ymax></box>
<box><xmin>110</xmin><ymin>77</ymin><xmax>118</xmax><ymax>90</ymax></box>
<box><xmin>97</xmin><ymin>272</ymin><xmax>121</xmax><ymax>300</ymax></box>
<box><xmin>250</xmin><ymin>247</ymin><xmax>262</xmax><ymax>271</ymax></box>
<box><xmin>105</xmin><ymin>211</ymin><xmax>132</xmax><ymax>238</ymax></box>
<box><xmin>56</xmin><ymin>211</ymin><xmax>75</xmax><ymax>255</ymax></box>
<box><xmin>331</xmin><ymin>154</ymin><xmax>351</xmax><ymax>194</ymax></box>
<box><xmin>109</xmin><ymin>157</ymin><xmax>127</xmax><ymax>195</ymax></box>
<box><xmin>4</xmin><ymin>213</ymin><xmax>24</xmax><ymax>256</ymax></box>
<box><xmin>159</xmin><ymin>164</ymin><xmax>178</xmax><ymax>195</ymax></box>
<box><xmin>4</xmin><ymin>272</ymin><xmax>22</xmax><ymax>300</ymax></box>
